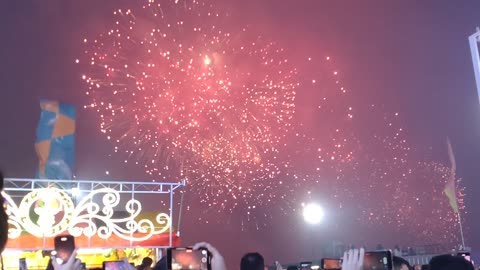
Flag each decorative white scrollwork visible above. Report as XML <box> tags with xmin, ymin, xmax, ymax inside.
<box><xmin>2</xmin><ymin>187</ymin><xmax>171</xmax><ymax>242</ymax></box>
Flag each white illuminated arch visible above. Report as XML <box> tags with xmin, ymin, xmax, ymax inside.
<box><xmin>3</xmin><ymin>187</ymin><xmax>171</xmax><ymax>242</ymax></box>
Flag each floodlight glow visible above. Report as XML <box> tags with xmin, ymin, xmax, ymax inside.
<box><xmin>303</xmin><ymin>203</ymin><xmax>325</xmax><ymax>225</ymax></box>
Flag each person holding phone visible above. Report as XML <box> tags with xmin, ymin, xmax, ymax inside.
<box><xmin>51</xmin><ymin>249</ymin><xmax>83</xmax><ymax>270</ymax></box>
<box><xmin>50</xmin><ymin>234</ymin><xmax>84</xmax><ymax>270</ymax></box>
<box><xmin>192</xmin><ymin>242</ymin><xmax>227</xmax><ymax>270</ymax></box>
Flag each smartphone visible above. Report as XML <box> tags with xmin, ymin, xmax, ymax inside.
<box><xmin>167</xmin><ymin>247</ymin><xmax>210</xmax><ymax>270</ymax></box>
<box><xmin>54</xmin><ymin>235</ymin><xmax>75</xmax><ymax>265</ymax></box>
<box><xmin>19</xmin><ymin>258</ymin><xmax>28</xmax><ymax>270</ymax></box>
<box><xmin>299</xmin><ymin>262</ymin><xmax>312</xmax><ymax>270</ymax></box>
<box><xmin>457</xmin><ymin>252</ymin><xmax>471</xmax><ymax>262</ymax></box>
<box><xmin>103</xmin><ymin>261</ymin><xmax>128</xmax><ymax>270</ymax></box>
<box><xmin>320</xmin><ymin>258</ymin><xmax>342</xmax><ymax>270</ymax></box>
<box><xmin>363</xmin><ymin>250</ymin><xmax>393</xmax><ymax>270</ymax></box>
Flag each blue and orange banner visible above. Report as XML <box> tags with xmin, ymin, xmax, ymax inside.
<box><xmin>35</xmin><ymin>99</ymin><xmax>76</xmax><ymax>179</ymax></box>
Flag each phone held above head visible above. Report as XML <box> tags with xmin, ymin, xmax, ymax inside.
<box><xmin>363</xmin><ymin>250</ymin><xmax>393</xmax><ymax>270</ymax></box>
<box><xmin>167</xmin><ymin>247</ymin><xmax>210</xmax><ymax>270</ymax></box>
<box><xmin>53</xmin><ymin>235</ymin><xmax>75</xmax><ymax>265</ymax></box>
<box><xmin>321</xmin><ymin>258</ymin><xmax>342</xmax><ymax>270</ymax></box>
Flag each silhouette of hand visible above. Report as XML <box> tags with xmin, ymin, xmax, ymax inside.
<box><xmin>275</xmin><ymin>261</ymin><xmax>283</xmax><ymax>270</ymax></box>
<box><xmin>193</xmin><ymin>242</ymin><xmax>227</xmax><ymax>270</ymax></box>
<box><xmin>342</xmin><ymin>248</ymin><xmax>364</xmax><ymax>270</ymax></box>
<box><xmin>52</xmin><ymin>251</ymin><xmax>82</xmax><ymax>270</ymax></box>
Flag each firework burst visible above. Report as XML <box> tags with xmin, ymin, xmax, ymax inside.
<box><xmin>80</xmin><ymin>0</ymin><xmax>298</xmax><ymax>209</ymax></box>
<box><xmin>79</xmin><ymin>0</ymin><xmax>467</xmax><ymax>240</ymax></box>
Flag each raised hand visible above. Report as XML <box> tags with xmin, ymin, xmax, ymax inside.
<box><xmin>342</xmin><ymin>248</ymin><xmax>365</xmax><ymax>270</ymax></box>
<box><xmin>193</xmin><ymin>242</ymin><xmax>227</xmax><ymax>270</ymax></box>
<box><xmin>51</xmin><ymin>251</ymin><xmax>82</xmax><ymax>270</ymax></box>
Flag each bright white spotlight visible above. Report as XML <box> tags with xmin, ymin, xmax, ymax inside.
<box><xmin>204</xmin><ymin>56</ymin><xmax>212</xmax><ymax>65</ymax></box>
<box><xmin>303</xmin><ymin>203</ymin><xmax>325</xmax><ymax>225</ymax></box>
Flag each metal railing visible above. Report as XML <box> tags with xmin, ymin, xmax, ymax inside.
<box><xmin>3</xmin><ymin>177</ymin><xmax>186</xmax><ymax>249</ymax></box>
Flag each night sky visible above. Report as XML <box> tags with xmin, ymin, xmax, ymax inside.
<box><xmin>1</xmin><ymin>0</ymin><xmax>480</xmax><ymax>269</ymax></box>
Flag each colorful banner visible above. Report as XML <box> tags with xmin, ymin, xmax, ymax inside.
<box><xmin>35</xmin><ymin>99</ymin><xmax>76</xmax><ymax>179</ymax></box>
<box><xmin>5</xmin><ymin>232</ymin><xmax>180</xmax><ymax>249</ymax></box>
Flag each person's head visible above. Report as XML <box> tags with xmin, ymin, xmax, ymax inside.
<box><xmin>138</xmin><ymin>257</ymin><xmax>154</xmax><ymax>270</ymax></box>
<box><xmin>393</xmin><ymin>256</ymin><xmax>412</xmax><ymax>270</ymax></box>
<box><xmin>142</xmin><ymin>257</ymin><xmax>154</xmax><ymax>267</ymax></box>
<box><xmin>287</xmin><ymin>266</ymin><xmax>298</xmax><ymax>270</ymax></box>
<box><xmin>429</xmin><ymin>254</ymin><xmax>474</xmax><ymax>270</ymax></box>
<box><xmin>240</xmin><ymin>253</ymin><xmax>265</xmax><ymax>270</ymax></box>
<box><xmin>0</xmin><ymin>170</ymin><xmax>8</xmax><ymax>253</ymax></box>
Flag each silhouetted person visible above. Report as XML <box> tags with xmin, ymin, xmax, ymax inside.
<box><xmin>394</xmin><ymin>245</ymin><xmax>402</xmax><ymax>257</ymax></box>
<box><xmin>429</xmin><ymin>254</ymin><xmax>473</xmax><ymax>270</ymax></box>
<box><xmin>241</xmin><ymin>253</ymin><xmax>265</xmax><ymax>270</ymax></box>
<box><xmin>0</xmin><ymin>171</ymin><xmax>8</xmax><ymax>253</ymax></box>
<box><xmin>393</xmin><ymin>256</ymin><xmax>412</xmax><ymax>270</ymax></box>
<box><xmin>287</xmin><ymin>266</ymin><xmax>298</xmax><ymax>270</ymax></box>
<box><xmin>138</xmin><ymin>257</ymin><xmax>154</xmax><ymax>270</ymax></box>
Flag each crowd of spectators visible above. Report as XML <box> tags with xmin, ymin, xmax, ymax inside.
<box><xmin>0</xmin><ymin>171</ymin><xmax>475</xmax><ymax>270</ymax></box>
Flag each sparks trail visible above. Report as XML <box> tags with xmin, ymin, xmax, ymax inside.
<box><xmin>80</xmin><ymin>0</ymin><xmax>298</xmax><ymax>210</ymax></box>
<box><xmin>79</xmin><ymin>0</ymin><xmax>467</xmax><ymax>238</ymax></box>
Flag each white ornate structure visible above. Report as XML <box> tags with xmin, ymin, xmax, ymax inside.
<box><xmin>2</xmin><ymin>178</ymin><xmax>185</xmax><ymax>249</ymax></box>
<box><xmin>469</xmin><ymin>28</ymin><xmax>480</xmax><ymax>103</ymax></box>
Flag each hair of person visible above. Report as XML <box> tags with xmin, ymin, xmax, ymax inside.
<box><xmin>0</xmin><ymin>170</ymin><xmax>8</xmax><ymax>253</ymax></box>
<box><xmin>429</xmin><ymin>254</ymin><xmax>474</xmax><ymax>270</ymax></box>
<box><xmin>287</xmin><ymin>266</ymin><xmax>298</xmax><ymax>270</ymax></box>
<box><xmin>137</xmin><ymin>257</ymin><xmax>154</xmax><ymax>270</ymax></box>
<box><xmin>240</xmin><ymin>252</ymin><xmax>265</xmax><ymax>270</ymax></box>
<box><xmin>393</xmin><ymin>256</ymin><xmax>412</xmax><ymax>270</ymax></box>
<box><xmin>142</xmin><ymin>257</ymin><xmax>154</xmax><ymax>266</ymax></box>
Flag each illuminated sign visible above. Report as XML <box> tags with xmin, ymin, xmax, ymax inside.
<box><xmin>2</xmin><ymin>187</ymin><xmax>171</xmax><ymax>241</ymax></box>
